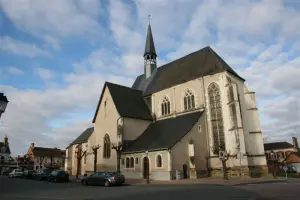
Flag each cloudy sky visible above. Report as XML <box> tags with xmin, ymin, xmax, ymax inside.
<box><xmin>0</xmin><ymin>0</ymin><xmax>299</xmax><ymax>156</ymax></box>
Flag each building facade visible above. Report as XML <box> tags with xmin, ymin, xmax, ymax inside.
<box><xmin>69</xmin><ymin>23</ymin><xmax>267</xmax><ymax>180</ymax></box>
<box><xmin>0</xmin><ymin>135</ymin><xmax>11</xmax><ymax>163</ymax></box>
<box><xmin>26</xmin><ymin>143</ymin><xmax>65</xmax><ymax>170</ymax></box>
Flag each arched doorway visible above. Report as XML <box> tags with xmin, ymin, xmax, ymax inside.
<box><xmin>143</xmin><ymin>157</ymin><xmax>149</xmax><ymax>179</ymax></box>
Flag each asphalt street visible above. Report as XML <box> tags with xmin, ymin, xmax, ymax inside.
<box><xmin>0</xmin><ymin>176</ymin><xmax>299</xmax><ymax>200</ymax></box>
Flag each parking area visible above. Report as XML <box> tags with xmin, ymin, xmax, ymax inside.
<box><xmin>0</xmin><ymin>176</ymin><xmax>265</xmax><ymax>200</ymax></box>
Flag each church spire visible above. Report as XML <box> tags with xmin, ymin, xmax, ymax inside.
<box><xmin>144</xmin><ymin>15</ymin><xmax>157</xmax><ymax>79</ymax></box>
<box><xmin>144</xmin><ymin>23</ymin><xmax>157</xmax><ymax>57</ymax></box>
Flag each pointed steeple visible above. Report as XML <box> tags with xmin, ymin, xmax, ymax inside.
<box><xmin>144</xmin><ymin>24</ymin><xmax>157</xmax><ymax>58</ymax></box>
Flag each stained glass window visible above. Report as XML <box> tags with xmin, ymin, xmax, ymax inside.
<box><xmin>208</xmin><ymin>83</ymin><xmax>225</xmax><ymax>151</ymax></box>
<box><xmin>103</xmin><ymin>134</ymin><xmax>111</xmax><ymax>158</ymax></box>
<box><xmin>161</xmin><ymin>96</ymin><xmax>171</xmax><ymax>115</ymax></box>
<box><xmin>184</xmin><ymin>89</ymin><xmax>195</xmax><ymax>110</ymax></box>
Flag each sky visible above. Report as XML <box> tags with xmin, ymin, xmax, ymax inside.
<box><xmin>0</xmin><ymin>0</ymin><xmax>300</xmax><ymax>156</ymax></box>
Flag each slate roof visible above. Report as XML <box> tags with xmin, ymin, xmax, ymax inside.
<box><xmin>132</xmin><ymin>46</ymin><xmax>245</xmax><ymax>96</ymax></box>
<box><xmin>32</xmin><ymin>147</ymin><xmax>64</xmax><ymax>157</ymax></box>
<box><xmin>67</xmin><ymin>127</ymin><xmax>94</xmax><ymax>148</ymax></box>
<box><xmin>144</xmin><ymin>24</ymin><xmax>156</xmax><ymax>57</ymax></box>
<box><xmin>123</xmin><ymin>111</ymin><xmax>203</xmax><ymax>154</ymax></box>
<box><xmin>0</xmin><ymin>142</ymin><xmax>10</xmax><ymax>154</ymax></box>
<box><xmin>264</xmin><ymin>142</ymin><xmax>295</xmax><ymax>151</ymax></box>
<box><xmin>92</xmin><ymin>82</ymin><xmax>152</xmax><ymax>123</ymax></box>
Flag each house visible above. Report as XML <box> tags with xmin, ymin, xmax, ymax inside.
<box><xmin>26</xmin><ymin>143</ymin><xmax>65</xmax><ymax>170</ymax></box>
<box><xmin>65</xmin><ymin>127</ymin><xmax>94</xmax><ymax>176</ymax></box>
<box><xmin>264</xmin><ymin>137</ymin><xmax>299</xmax><ymax>171</ymax></box>
<box><xmin>0</xmin><ymin>135</ymin><xmax>11</xmax><ymax>164</ymax></box>
<box><xmin>71</xmin><ymin>23</ymin><xmax>267</xmax><ymax>180</ymax></box>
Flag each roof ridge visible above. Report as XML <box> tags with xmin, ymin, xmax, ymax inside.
<box><xmin>207</xmin><ymin>46</ymin><xmax>225</xmax><ymax>70</ymax></box>
<box><xmin>106</xmin><ymin>81</ymin><xmax>143</xmax><ymax>92</ymax></box>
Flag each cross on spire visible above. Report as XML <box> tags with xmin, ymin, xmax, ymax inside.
<box><xmin>148</xmin><ymin>14</ymin><xmax>151</xmax><ymax>24</ymax></box>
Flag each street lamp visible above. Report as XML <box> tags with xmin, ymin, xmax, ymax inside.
<box><xmin>0</xmin><ymin>93</ymin><xmax>9</xmax><ymax>120</ymax></box>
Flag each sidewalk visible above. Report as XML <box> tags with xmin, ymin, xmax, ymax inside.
<box><xmin>69</xmin><ymin>175</ymin><xmax>288</xmax><ymax>186</ymax></box>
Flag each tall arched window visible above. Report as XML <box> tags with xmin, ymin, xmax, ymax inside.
<box><xmin>156</xmin><ymin>154</ymin><xmax>162</xmax><ymax>167</ymax></box>
<box><xmin>208</xmin><ymin>83</ymin><xmax>225</xmax><ymax>152</ymax></box>
<box><xmin>130</xmin><ymin>157</ymin><xmax>134</xmax><ymax>168</ymax></box>
<box><xmin>126</xmin><ymin>157</ymin><xmax>129</xmax><ymax>168</ymax></box>
<box><xmin>103</xmin><ymin>134</ymin><xmax>111</xmax><ymax>158</ymax></box>
<box><xmin>184</xmin><ymin>89</ymin><xmax>195</xmax><ymax>110</ymax></box>
<box><xmin>161</xmin><ymin>96</ymin><xmax>171</xmax><ymax>116</ymax></box>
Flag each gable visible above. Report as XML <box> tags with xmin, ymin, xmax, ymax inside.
<box><xmin>132</xmin><ymin>46</ymin><xmax>245</xmax><ymax>96</ymax></box>
<box><xmin>92</xmin><ymin>82</ymin><xmax>152</xmax><ymax>123</ymax></box>
<box><xmin>122</xmin><ymin>111</ymin><xmax>203</xmax><ymax>154</ymax></box>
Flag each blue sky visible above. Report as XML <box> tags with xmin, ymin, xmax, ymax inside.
<box><xmin>0</xmin><ymin>0</ymin><xmax>300</xmax><ymax>156</ymax></box>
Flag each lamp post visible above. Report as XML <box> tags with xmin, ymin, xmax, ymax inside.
<box><xmin>0</xmin><ymin>93</ymin><xmax>9</xmax><ymax>120</ymax></box>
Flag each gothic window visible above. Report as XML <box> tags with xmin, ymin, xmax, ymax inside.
<box><xmin>161</xmin><ymin>96</ymin><xmax>171</xmax><ymax>116</ymax></box>
<box><xmin>126</xmin><ymin>157</ymin><xmax>129</xmax><ymax>168</ymax></box>
<box><xmin>135</xmin><ymin>157</ymin><xmax>139</xmax><ymax>165</ymax></box>
<box><xmin>156</xmin><ymin>154</ymin><xmax>162</xmax><ymax>168</ymax></box>
<box><xmin>130</xmin><ymin>157</ymin><xmax>134</xmax><ymax>168</ymax></box>
<box><xmin>208</xmin><ymin>83</ymin><xmax>225</xmax><ymax>151</ymax></box>
<box><xmin>103</xmin><ymin>134</ymin><xmax>111</xmax><ymax>159</ymax></box>
<box><xmin>230</xmin><ymin>104</ymin><xmax>238</xmax><ymax>127</ymax></box>
<box><xmin>184</xmin><ymin>89</ymin><xmax>195</xmax><ymax>110</ymax></box>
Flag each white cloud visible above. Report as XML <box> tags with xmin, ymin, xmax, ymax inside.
<box><xmin>35</xmin><ymin>68</ymin><xmax>56</xmax><ymax>81</ymax></box>
<box><xmin>0</xmin><ymin>0</ymin><xmax>103</xmax><ymax>43</ymax></box>
<box><xmin>0</xmin><ymin>36</ymin><xmax>51</xmax><ymax>58</ymax></box>
<box><xmin>1</xmin><ymin>66</ymin><xmax>24</xmax><ymax>76</ymax></box>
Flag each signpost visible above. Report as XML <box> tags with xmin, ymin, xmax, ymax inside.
<box><xmin>283</xmin><ymin>166</ymin><xmax>288</xmax><ymax>179</ymax></box>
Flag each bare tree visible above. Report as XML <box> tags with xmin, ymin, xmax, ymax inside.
<box><xmin>75</xmin><ymin>145</ymin><xmax>86</xmax><ymax>178</ymax></box>
<box><xmin>91</xmin><ymin>145</ymin><xmax>100</xmax><ymax>172</ymax></box>
<box><xmin>112</xmin><ymin>142</ymin><xmax>123</xmax><ymax>173</ymax></box>
<box><xmin>39</xmin><ymin>156</ymin><xmax>45</xmax><ymax>169</ymax></box>
<box><xmin>211</xmin><ymin>145</ymin><xmax>230</xmax><ymax>180</ymax></box>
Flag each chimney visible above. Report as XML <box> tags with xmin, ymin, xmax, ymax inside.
<box><xmin>31</xmin><ymin>143</ymin><xmax>35</xmax><ymax>148</ymax></box>
<box><xmin>292</xmin><ymin>137</ymin><xmax>299</xmax><ymax>149</ymax></box>
<box><xmin>4</xmin><ymin>135</ymin><xmax>8</xmax><ymax>146</ymax></box>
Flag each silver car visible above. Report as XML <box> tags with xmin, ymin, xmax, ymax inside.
<box><xmin>8</xmin><ymin>169</ymin><xmax>23</xmax><ymax>178</ymax></box>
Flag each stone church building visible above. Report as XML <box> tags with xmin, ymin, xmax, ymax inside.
<box><xmin>72</xmin><ymin>23</ymin><xmax>267</xmax><ymax>180</ymax></box>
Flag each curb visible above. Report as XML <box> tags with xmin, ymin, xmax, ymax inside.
<box><xmin>232</xmin><ymin>179</ymin><xmax>287</xmax><ymax>186</ymax></box>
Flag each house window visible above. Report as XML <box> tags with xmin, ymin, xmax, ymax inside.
<box><xmin>130</xmin><ymin>157</ymin><xmax>134</xmax><ymax>168</ymax></box>
<box><xmin>161</xmin><ymin>96</ymin><xmax>171</xmax><ymax>116</ymax></box>
<box><xmin>125</xmin><ymin>157</ymin><xmax>129</xmax><ymax>168</ymax></box>
<box><xmin>103</xmin><ymin>134</ymin><xmax>111</xmax><ymax>159</ymax></box>
<box><xmin>156</xmin><ymin>154</ymin><xmax>162</xmax><ymax>168</ymax></box>
<box><xmin>135</xmin><ymin>157</ymin><xmax>139</xmax><ymax>165</ymax></box>
<box><xmin>121</xmin><ymin>158</ymin><xmax>124</xmax><ymax>165</ymax></box>
<box><xmin>208</xmin><ymin>83</ymin><xmax>225</xmax><ymax>152</ymax></box>
<box><xmin>184</xmin><ymin>89</ymin><xmax>195</xmax><ymax>110</ymax></box>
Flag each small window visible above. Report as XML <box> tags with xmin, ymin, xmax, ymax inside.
<box><xmin>156</xmin><ymin>155</ymin><xmax>162</xmax><ymax>168</ymax></box>
<box><xmin>126</xmin><ymin>157</ymin><xmax>129</xmax><ymax>168</ymax></box>
<box><xmin>198</xmin><ymin>125</ymin><xmax>202</xmax><ymax>132</ymax></box>
<box><xmin>121</xmin><ymin>158</ymin><xmax>124</xmax><ymax>165</ymax></box>
<box><xmin>135</xmin><ymin>157</ymin><xmax>139</xmax><ymax>165</ymax></box>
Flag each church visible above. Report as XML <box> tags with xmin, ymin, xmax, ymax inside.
<box><xmin>68</xmin><ymin>23</ymin><xmax>267</xmax><ymax>180</ymax></box>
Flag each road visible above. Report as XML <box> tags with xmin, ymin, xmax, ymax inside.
<box><xmin>0</xmin><ymin>176</ymin><xmax>299</xmax><ymax>200</ymax></box>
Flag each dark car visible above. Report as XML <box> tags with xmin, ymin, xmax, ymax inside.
<box><xmin>48</xmin><ymin>170</ymin><xmax>69</xmax><ymax>183</ymax></box>
<box><xmin>21</xmin><ymin>170</ymin><xmax>35</xmax><ymax>179</ymax></box>
<box><xmin>34</xmin><ymin>168</ymin><xmax>53</xmax><ymax>181</ymax></box>
<box><xmin>81</xmin><ymin>172</ymin><xmax>125</xmax><ymax>187</ymax></box>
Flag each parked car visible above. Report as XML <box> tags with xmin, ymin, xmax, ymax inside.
<box><xmin>81</xmin><ymin>172</ymin><xmax>125</xmax><ymax>187</ymax></box>
<box><xmin>48</xmin><ymin>170</ymin><xmax>69</xmax><ymax>183</ymax></box>
<box><xmin>21</xmin><ymin>170</ymin><xmax>35</xmax><ymax>179</ymax></box>
<box><xmin>8</xmin><ymin>169</ymin><xmax>23</xmax><ymax>178</ymax></box>
<box><xmin>287</xmin><ymin>166</ymin><xmax>297</xmax><ymax>173</ymax></box>
<box><xmin>34</xmin><ymin>168</ymin><xmax>53</xmax><ymax>181</ymax></box>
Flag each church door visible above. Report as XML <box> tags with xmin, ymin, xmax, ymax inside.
<box><xmin>143</xmin><ymin>157</ymin><xmax>149</xmax><ymax>179</ymax></box>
